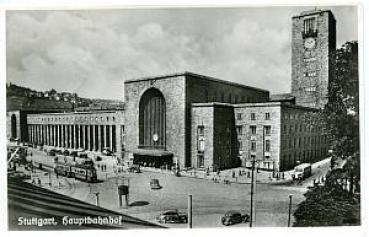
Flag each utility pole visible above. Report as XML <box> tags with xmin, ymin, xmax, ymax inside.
<box><xmin>95</xmin><ymin>192</ymin><xmax>100</xmax><ymax>206</ymax></box>
<box><xmin>288</xmin><ymin>194</ymin><xmax>293</xmax><ymax>227</ymax></box>
<box><xmin>250</xmin><ymin>155</ymin><xmax>256</xmax><ymax>227</ymax></box>
<box><xmin>188</xmin><ymin>194</ymin><xmax>193</xmax><ymax>228</ymax></box>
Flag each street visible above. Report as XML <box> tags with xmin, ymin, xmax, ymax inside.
<box><xmin>23</xmin><ymin>148</ymin><xmax>331</xmax><ymax>228</ymax></box>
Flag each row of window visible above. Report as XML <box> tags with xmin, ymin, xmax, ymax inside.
<box><xmin>236</xmin><ymin>125</ymin><xmax>271</xmax><ymax>136</ymax></box>
<box><xmin>283</xmin><ymin>123</ymin><xmax>324</xmax><ymax>134</ymax></box>
<box><xmin>204</xmin><ymin>90</ymin><xmax>256</xmax><ymax>104</ymax></box>
<box><xmin>281</xmin><ymin>149</ymin><xmax>327</xmax><ymax>168</ymax></box>
<box><xmin>284</xmin><ymin>135</ymin><xmax>328</xmax><ymax>149</ymax></box>
<box><xmin>238</xmin><ymin>139</ymin><xmax>271</xmax><ymax>153</ymax></box>
<box><xmin>236</xmin><ymin>112</ymin><xmax>270</xmax><ymax>121</ymax></box>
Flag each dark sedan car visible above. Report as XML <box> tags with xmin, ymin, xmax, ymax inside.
<box><xmin>156</xmin><ymin>209</ymin><xmax>188</xmax><ymax>224</ymax></box>
<box><xmin>221</xmin><ymin>210</ymin><xmax>250</xmax><ymax>226</ymax></box>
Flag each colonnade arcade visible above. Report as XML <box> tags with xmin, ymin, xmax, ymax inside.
<box><xmin>27</xmin><ymin>112</ymin><xmax>123</xmax><ymax>153</ymax></box>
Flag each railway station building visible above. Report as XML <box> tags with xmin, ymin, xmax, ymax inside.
<box><xmin>8</xmin><ymin>9</ymin><xmax>335</xmax><ymax>172</ymax></box>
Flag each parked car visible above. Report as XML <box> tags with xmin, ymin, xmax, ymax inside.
<box><xmin>127</xmin><ymin>164</ymin><xmax>141</xmax><ymax>173</ymax></box>
<box><xmin>221</xmin><ymin>210</ymin><xmax>250</xmax><ymax>226</ymax></box>
<box><xmin>47</xmin><ymin>150</ymin><xmax>56</xmax><ymax>156</ymax></box>
<box><xmin>150</xmin><ymin>179</ymin><xmax>162</xmax><ymax>189</ymax></box>
<box><xmin>156</xmin><ymin>209</ymin><xmax>188</xmax><ymax>224</ymax></box>
<box><xmin>102</xmin><ymin>148</ymin><xmax>113</xmax><ymax>156</ymax></box>
<box><xmin>62</xmin><ymin>149</ymin><xmax>70</xmax><ymax>156</ymax></box>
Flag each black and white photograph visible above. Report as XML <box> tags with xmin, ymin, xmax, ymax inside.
<box><xmin>2</xmin><ymin>1</ymin><xmax>364</xmax><ymax>234</ymax></box>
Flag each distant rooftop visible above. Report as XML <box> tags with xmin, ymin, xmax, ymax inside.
<box><xmin>269</xmin><ymin>93</ymin><xmax>295</xmax><ymax>103</ymax></box>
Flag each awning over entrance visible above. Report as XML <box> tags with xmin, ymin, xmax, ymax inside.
<box><xmin>132</xmin><ymin>149</ymin><xmax>173</xmax><ymax>157</ymax></box>
<box><xmin>132</xmin><ymin>149</ymin><xmax>173</xmax><ymax>168</ymax></box>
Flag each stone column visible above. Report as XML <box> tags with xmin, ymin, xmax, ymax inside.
<box><xmin>92</xmin><ymin>125</ymin><xmax>96</xmax><ymax>151</ymax></box>
<box><xmin>69</xmin><ymin>125</ymin><xmax>73</xmax><ymax>149</ymax></box>
<box><xmin>61</xmin><ymin>125</ymin><xmax>64</xmax><ymax>148</ymax></box>
<box><xmin>34</xmin><ymin>125</ymin><xmax>37</xmax><ymax>144</ymax></box>
<box><xmin>28</xmin><ymin>125</ymin><xmax>32</xmax><ymax>143</ymax></box>
<box><xmin>30</xmin><ymin>125</ymin><xmax>34</xmax><ymax>144</ymax></box>
<box><xmin>65</xmin><ymin>125</ymin><xmax>69</xmax><ymax>148</ymax></box>
<box><xmin>45</xmin><ymin>125</ymin><xmax>48</xmax><ymax>145</ymax></box>
<box><xmin>97</xmin><ymin>125</ymin><xmax>102</xmax><ymax>151</ymax></box>
<box><xmin>103</xmin><ymin>125</ymin><xmax>107</xmax><ymax>149</ymax></box>
<box><xmin>109</xmin><ymin>125</ymin><xmax>113</xmax><ymax>151</ymax></box>
<box><xmin>116</xmin><ymin>125</ymin><xmax>122</xmax><ymax>158</ymax></box>
<box><xmin>54</xmin><ymin>125</ymin><xmax>57</xmax><ymax>147</ymax></box>
<box><xmin>87</xmin><ymin>125</ymin><xmax>91</xmax><ymax>151</ymax></box>
<box><xmin>39</xmin><ymin>125</ymin><xmax>41</xmax><ymax>144</ymax></box>
<box><xmin>73</xmin><ymin>125</ymin><xmax>77</xmax><ymax>149</ymax></box>
<box><xmin>56</xmin><ymin>124</ymin><xmax>59</xmax><ymax>147</ymax></box>
<box><xmin>76</xmin><ymin>124</ymin><xmax>81</xmax><ymax>148</ymax></box>
<box><xmin>81</xmin><ymin>125</ymin><xmax>85</xmax><ymax>150</ymax></box>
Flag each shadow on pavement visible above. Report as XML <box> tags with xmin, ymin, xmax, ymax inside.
<box><xmin>129</xmin><ymin>201</ymin><xmax>150</xmax><ymax>207</ymax></box>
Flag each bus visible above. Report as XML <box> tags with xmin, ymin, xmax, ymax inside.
<box><xmin>292</xmin><ymin>163</ymin><xmax>312</xmax><ymax>180</ymax></box>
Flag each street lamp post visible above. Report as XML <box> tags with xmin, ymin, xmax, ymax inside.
<box><xmin>250</xmin><ymin>155</ymin><xmax>256</xmax><ymax>228</ymax></box>
<box><xmin>288</xmin><ymin>194</ymin><xmax>293</xmax><ymax>227</ymax></box>
<box><xmin>188</xmin><ymin>194</ymin><xmax>193</xmax><ymax>228</ymax></box>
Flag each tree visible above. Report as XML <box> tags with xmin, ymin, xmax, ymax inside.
<box><xmin>293</xmin><ymin>41</ymin><xmax>360</xmax><ymax>226</ymax></box>
<box><xmin>325</xmin><ymin>41</ymin><xmax>359</xmax><ymax>158</ymax></box>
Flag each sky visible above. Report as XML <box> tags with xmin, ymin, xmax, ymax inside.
<box><xmin>6</xmin><ymin>6</ymin><xmax>358</xmax><ymax>100</ymax></box>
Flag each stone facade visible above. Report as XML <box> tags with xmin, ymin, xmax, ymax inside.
<box><xmin>8</xmin><ymin>9</ymin><xmax>336</xmax><ymax>172</ymax></box>
<box><xmin>291</xmin><ymin>9</ymin><xmax>336</xmax><ymax>109</ymax></box>
<box><xmin>124</xmin><ymin>72</ymin><xmax>269</xmax><ymax>168</ymax></box>
<box><xmin>191</xmin><ymin>102</ymin><xmax>329</xmax><ymax>172</ymax></box>
<box><xmin>26</xmin><ymin>111</ymin><xmax>125</xmax><ymax>157</ymax></box>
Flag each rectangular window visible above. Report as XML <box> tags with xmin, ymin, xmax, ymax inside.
<box><xmin>265</xmin><ymin>140</ymin><xmax>271</xmax><ymax>152</ymax></box>
<box><xmin>198</xmin><ymin>139</ymin><xmax>205</xmax><ymax>152</ymax></box>
<box><xmin>250</xmin><ymin>125</ymin><xmax>257</xmax><ymax>135</ymax></box>
<box><xmin>197</xmin><ymin>125</ymin><xmax>205</xmax><ymax>152</ymax></box>
<box><xmin>264</xmin><ymin>126</ymin><xmax>271</xmax><ymax>135</ymax></box>
<box><xmin>251</xmin><ymin>113</ymin><xmax>256</xmax><ymax>120</ymax></box>
<box><xmin>251</xmin><ymin>141</ymin><xmax>256</xmax><ymax>151</ymax></box>
<box><xmin>304</xmin><ymin>17</ymin><xmax>316</xmax><ymax>35</ymax></box>
<box><xmin>304</xmin><ymin>86</ymin><xmax>317</xmax><ymax>92</ymax></box>
<box><xmin>238</xmin><ymin>140</ymin><xmax>243</xmax><ymax>152</ymax></box>
<box><xmin>265</xmin><ymin>113</ymin><xmax>270</xmax><ymax>120</ymax></box>
<box><xmin>197</xmin><ymin>154</ymin><xmax>204</xmax><ymax>168</ymax></box>
<box><xmin>197</xmin><ymin>125</ymin><xmax>204</xmax><ymax>136</ymax></box>
<box><xmin>236</xmin><ymin>113</ymin><xmax>242</xmax><ymax>120</ymax></box>
<box><xmin>236</xmin><ymin>125</ymin><xmax>243</xmax><ymax>135</ymax></box>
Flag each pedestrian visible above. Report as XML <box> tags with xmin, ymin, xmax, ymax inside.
<box><xmin>232</xmin><ymin>171</ymin><xmax>235</xmax><ymax>178</ymax></box>
<box><xmin>239</xmin><ymin>170</ymin><xmax>242</xmax><ymax>177</ymax></box>
<box><xmin>37</xmin><ymin>178</ymin><xmax>41</xmax><ymax>186</ymax></box>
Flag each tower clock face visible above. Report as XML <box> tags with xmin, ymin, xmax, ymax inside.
<box><xmin>304</xmin><ymin>37</ymin><xmax>316</xmax><ymax>49</ymax></box>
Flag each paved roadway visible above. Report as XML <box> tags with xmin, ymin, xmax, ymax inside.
<box><xmin>8</xmin><ymin>179</ymin><xmax>162</xmax><ymax>230</ymax></box>
<box><xmin>23</xmin><ymin>148</ymin><xmax>331</xmax><ymax>228</ymax></box>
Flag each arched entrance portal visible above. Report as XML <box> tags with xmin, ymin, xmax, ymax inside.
<box><xmin>139</xmin><ymin>88</ymin><xmax>166</xmax><ymax>150</ymax></box>
<box><xmin>11</xmin><ymin>114</ymin><xmax>17</xmax><ymax>139</ymax></box>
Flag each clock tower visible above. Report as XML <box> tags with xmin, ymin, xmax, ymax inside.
<box><xmin>291</xmin><ymin>9</ymin><xmax>336</xmax><ymax>109</ymax></box>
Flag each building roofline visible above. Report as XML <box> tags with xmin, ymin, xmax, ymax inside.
<box><xmin>192</xmin><ymin>101</ymin><xmax>320</xmax><ymax>111</ymax></box>
<box><xmin>27</xmin><ymin>110</ymin><xmax>123</xmax><ymax>116</ymax></box>
<box><xmin>124</xmin><ymin>71</ymin><xmax>270</xmax><ymax>93</ymax></box>
<box><xmin>292</xmin><ymin>9</ymin><xmax>336</xmax><ymax>20</ymax></box>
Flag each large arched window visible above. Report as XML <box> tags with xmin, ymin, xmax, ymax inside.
<box><xmin>139</xmin><ymin>88</ymin><xmax>166</xmax><ymax>149</ymax></box>
<box><xmin>11</xmin><ymin>114</ymin><xmax>17</xmax><ymax>139</ymax></box>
